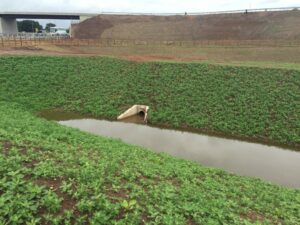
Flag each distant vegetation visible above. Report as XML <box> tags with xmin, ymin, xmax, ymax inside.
<box><xmin>45</xmin><ymin>23</ymin><xmax>56</xmax><ymax>32</ymax></box>
<box><xmin>17</xmin><ymin>20</ymin><xmax>43</xmax><ymax>33</ymax></box>
<box><xmin>17</xmin><ymin>21</ymin><xmax>58</xmax><ymax>33</ymax></box>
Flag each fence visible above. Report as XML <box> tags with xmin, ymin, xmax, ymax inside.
<box><xmin>0</xmin><ymin>32</ymin><xmax>65</xmax><ymax>39</ymax></box>
<box><xmin>0</xmin><ymin>36</ymin><xmax>70</xmax><ymax>48</ymax></box>
<box><xmin>1</xmin><ymin>36</ymin><xmax>300</xmax><ymax>48</ymax></box>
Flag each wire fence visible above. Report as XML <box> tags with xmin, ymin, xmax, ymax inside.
<box><xmin>0</xmin><ymin>36</ymin><xmax>70</xmax><ymax>48</ymax></box>
<box><xmin>1</xmin><ymin>37</ymin><xmax>300</xmax><ymax>48</ymax></box>
<box><xmin>0</xmin><ymin>32</ymin><xmax>70</xmax><ymax>39</ymax></box>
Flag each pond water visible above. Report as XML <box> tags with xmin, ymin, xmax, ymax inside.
<box><xmin>56</xmin><ymin>118</ymin><xmax>300</xmax><ymax>188</ymax></box>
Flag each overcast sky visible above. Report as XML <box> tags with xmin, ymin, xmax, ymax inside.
<box><xmin>1</xmin><ymin>0</ymin><xmax>299</xmax><ymax>28</ymax></box>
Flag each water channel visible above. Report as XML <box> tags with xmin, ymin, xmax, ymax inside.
<box><xmin>49</xmin><ymin>116</ymin><xmax>300</xmax><ymax>188</ymax></box>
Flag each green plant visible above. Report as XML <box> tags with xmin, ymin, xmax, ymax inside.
<box><xmin>0</xmin><ymin>56</ymin><xmax>299</xmax><ymax>148</ymax></box>
<box><xmin>121</xmin><ymin>200</ymin><xmax>137</xmax><ymax>211</ymax></box>
<box><xmin>41</xmin><ymin>190</ymin><xmax>62</xmax><ymax>213</ymax></box>
<box><xmin>0</xmin><ymin>56</ymin><xmax>299</xmax><ymax>224</ymax></box>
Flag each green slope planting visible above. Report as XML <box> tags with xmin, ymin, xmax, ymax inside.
<box><xmin>1</xmin><ymin>102</ymin><xmax>300</xmax><ymax>224</ymax></box>
<box><xmin>0</xmin><ymin>56</ymin><xmax>299</xmax><ymax>149</ymax></box>
<box><xmin>0</xmin><ymin>56</ymin><xmax>300</xmax><ymax>224</ymax></box>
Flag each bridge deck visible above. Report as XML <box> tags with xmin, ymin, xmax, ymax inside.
<box><xmin>0</xmin><ymin>12</ymin><xmax>98</xmax><ymax>20</ymax></box>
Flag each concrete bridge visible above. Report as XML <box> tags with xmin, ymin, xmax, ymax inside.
<box><xmin>0</xmin><ymin>12</ymin><xmax>97</xmax><ymax>34</ymax></box>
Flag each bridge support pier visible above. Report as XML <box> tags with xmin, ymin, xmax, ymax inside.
<box><xmin>0</xmin><ymin>17</ymin><xmax>18</xmax><ymax>35</ymax></box>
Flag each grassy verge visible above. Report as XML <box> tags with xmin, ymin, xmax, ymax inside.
<box><xmin>1</xmin><ymin>102</ymin><xmax>300</xmax><ymax>224</ymax></box>
<box><xmin>0</xmin><ymin>56</ymin><xmax>299</xmax><ymax>148</ymax></box>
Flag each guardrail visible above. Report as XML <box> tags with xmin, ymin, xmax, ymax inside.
<box><xmin>187</xmin><ymin>6</ymin><xmax>300</xmax><ymax>15</ymax></box>
<box><xmin>1</xmin><ymin>37</ymin><xmax>300</xmax><ymax>48</ymax></box>
<box><xmin>88</xmin><ymin>6</ymin><xmax>300</xmax><ymax>16</ymax></box>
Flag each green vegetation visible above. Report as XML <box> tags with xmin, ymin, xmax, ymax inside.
<box><xmin>45</xmin><ymin>23</ymin><xmax>56</xmax><ymax>33</ymax></box>
<box><xmin>0</xmin><ymin>56</ymin><xmax>299</xmax><ymax>148</ymax></box>
<box><xmin>1</xmin><ymin>102</ymin><xmax>300</xmax><ymax>224</ymax></box>
<box><xmin>210</xmin><ymin>60</ymin><xmax>300</xmax><ymax>71</ymax></box>
<box><xmin>17</xmin><ymin>20</ymin><xmax>43</xmax><ymax>33</ymax></box>
<box><xmin>0</xmin><ymin>56</ymin><xmax>300</xmax><ymax>224</ymax></box>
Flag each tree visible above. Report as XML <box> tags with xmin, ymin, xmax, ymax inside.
<box><xmin>17</xmin><ymin>20</ymin><xmax>43</xmax><ymax>33</ymax></box>
<box><xmin>45</xmin><ymin>23</ymin><xmax>56</xmax><ymax>32</ymax></box>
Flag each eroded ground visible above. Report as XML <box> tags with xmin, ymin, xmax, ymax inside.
<box><xmin>2</xmin><ymin>44</ymin><xmax>300</xmax><ymax>70</ymax></box>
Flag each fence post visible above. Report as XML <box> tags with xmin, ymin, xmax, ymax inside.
<box><xmin>1</xmin><ymin>36</ymin><xmax>4</xmax><ymax>48</ymax></box>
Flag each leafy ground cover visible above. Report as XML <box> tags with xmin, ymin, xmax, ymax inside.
<box><xmin>0</xmin><ymin>56</ymin><xmax>300</xmax><ymax>224</ymax></box>
<box><xmin>0</xmin><ymin>102</ymin><xmax>300</xmax><ymax>224</ymax></box>
<box><xmin>0</xmin><ymin>56</ymin><xmax>299</xmax><ymax>148</ymax></box>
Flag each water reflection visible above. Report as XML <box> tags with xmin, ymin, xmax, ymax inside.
<box><xmin>59</xmin><ymin>119</ymin><xmax>300</xmax><ymax>188</ymax></box>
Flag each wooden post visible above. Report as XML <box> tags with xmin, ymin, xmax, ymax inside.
<box><xmin>1</xmin><ymin>36</ymin><xmax>4</xmax><ymax>48</ymax></box>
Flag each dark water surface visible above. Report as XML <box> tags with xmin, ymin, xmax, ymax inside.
<box><xmin>56</xmin><ymin>118</ymin><xmax>300</xmax><ymax>188</ymax></box>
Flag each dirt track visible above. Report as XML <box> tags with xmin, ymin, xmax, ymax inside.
<box><xmin>0</xmin><ymin>46</ymin><xmax>205</xmax><ymax>62</ymax></box>
<box><xmin>2</xmin><ymin>45</ymin><xmax>300</xmax><ymax>70</ymax></box>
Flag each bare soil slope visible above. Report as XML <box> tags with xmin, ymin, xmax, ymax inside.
<box><xmin>72</xmin><ymin>10</ymin><xmax>300</xmax><ymax>40</ymax></box>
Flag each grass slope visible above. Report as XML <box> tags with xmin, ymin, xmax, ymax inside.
<box><xmin>0</xmin><ymin>102</ymin><xmax>300</xmax><ymax>224</ymax></box>
<box><xmin>0</xmin><ymin>56</ymin><xmax>299</xmax><ymax>148</ymax></box>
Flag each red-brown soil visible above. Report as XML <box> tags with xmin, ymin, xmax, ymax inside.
<box><xmin>72</xmin><ymin>10</ymin><xmax>300</xmax><ymax>41</ymax></box>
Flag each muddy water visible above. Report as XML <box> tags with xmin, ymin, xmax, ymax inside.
<box><xmin>56</xmin><ymin>118</ymin><xmax>300</xmax><ymax>188</ymax></box>
<box><xmin>38</xmin><ymin>110</ymin><xmax>87</xmax><ymax>121</ymax></box>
